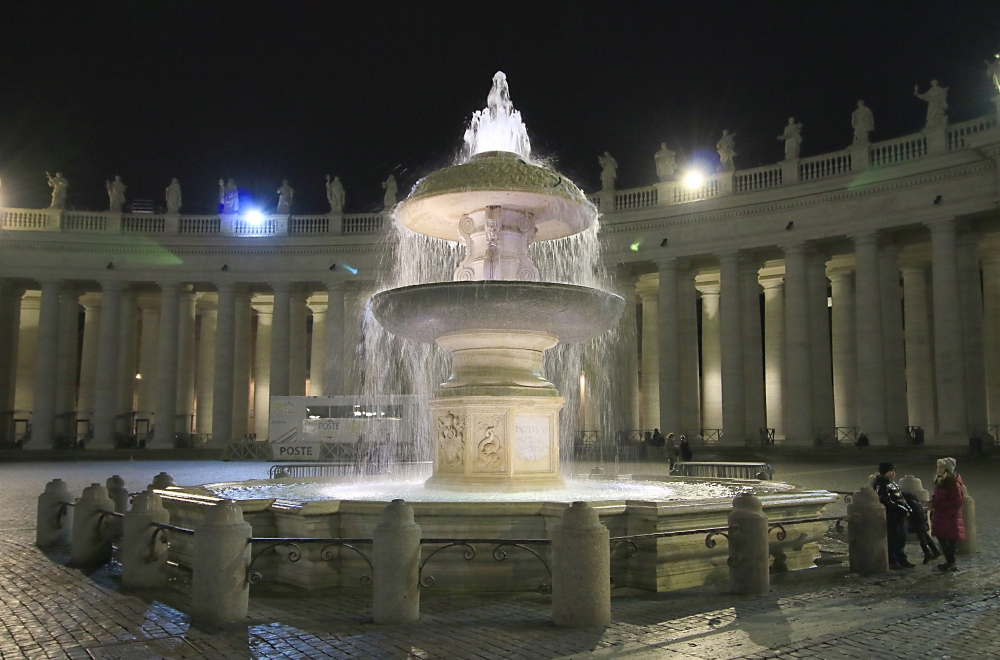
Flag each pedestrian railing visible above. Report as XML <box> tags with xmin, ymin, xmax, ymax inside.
<box><xmin>245</xmin><ymin>536</ymin><xmax>374</xmax><ymax>586</ymax></box>
<box><xmin>419</xmin><ymin>538</ymin><xmax>553</xmax><ymax>594</ymax></box>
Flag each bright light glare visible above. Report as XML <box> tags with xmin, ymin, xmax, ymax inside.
<box><xmin>245</xmin><ymin>209</ymin><xmax>265</xmax><ymax>226</ymax></box>
<box><xmin>683</xmin><ymin>170</ymin><xmax>705</xmax><ymax>189</ymax></box>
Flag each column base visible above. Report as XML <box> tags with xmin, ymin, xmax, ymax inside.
<box><xmin>929</xmin><ymin>431</ymin><xmax>970</xmax><ymax>446</ymax></box>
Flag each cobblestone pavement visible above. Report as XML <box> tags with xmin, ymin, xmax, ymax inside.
<box><xmin>0</xmin><ymin>457</ymin><xmax>997</xmax><ymax>659</ymax></box>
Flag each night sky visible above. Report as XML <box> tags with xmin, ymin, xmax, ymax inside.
<box><xmin>1</xmin><ymin>2</ymin><xmax>998</xmax><ymax>214</ymax></box>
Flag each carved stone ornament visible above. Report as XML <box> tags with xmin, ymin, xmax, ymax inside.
<box><xmin>473</xmin><ymin>414</ymin><xmax>506</xmax><ymax>473</ymax></box>
<box><xmin>436</xmin><ymin>412</ymin><xmax>465</xmax><ymax>471</ymax></box>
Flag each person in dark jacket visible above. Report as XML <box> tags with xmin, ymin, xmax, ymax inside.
<box><xmin>901</xmin><ymin>491</ymin><xmax>940</xmax><ymax>564</ymax></box>
<box><xmin>872</xmin><ymin>462</ymin><xmax>914</xmax><ymax>568</ymax></box>
<box><xmin>930</xmin><ymin>457</ymin><xmax>965</xmax><ymax>572</ymax></box>
<box><xmin>679</xmin><ymin>435</ymin><xmax>693</xmax><ymax>462</ymax></box>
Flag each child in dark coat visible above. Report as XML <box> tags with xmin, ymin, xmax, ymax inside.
<box><xmin>902</xmin><ymin>491</ymin><xmax>940</xmax><ymax>564</ymax></box>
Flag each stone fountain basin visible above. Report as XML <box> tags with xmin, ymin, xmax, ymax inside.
<box><xmin>370</xmin><ymin>281</ymin><xmax>624</xmax><ymax>344</ymax></box>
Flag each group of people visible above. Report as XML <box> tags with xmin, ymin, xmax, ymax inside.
<box><xmin>872</xmin><ymin>458</ymin><xmax>966</xmax><ymax>572</ymax></box>
<box><xmin>648</xmin><ymin>428</ymin><xmax>692</xmax><ymax>467</ymax></box>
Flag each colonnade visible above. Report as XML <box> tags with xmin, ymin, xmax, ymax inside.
<box><xmin>634</xmin><ymin>221</ymin><xmax>998</xmax><ymax>446</ymax></box>
<box><xmin>1</xmin><ymin>280</ymin><xmax>365</xmax><ymax>449</ymax></box>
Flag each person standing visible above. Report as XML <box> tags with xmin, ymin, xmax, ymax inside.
<box><xmin>929</xmin><ymin>457</ymin><xmax>965</xmax><ymax>572</ymax></box>
<box><xmin>902</xmin><ymin>490</ymin><xmax>940</xmax><ymax>564</ymax></box>
<box><xmin>679</xmin><ymin>435</ymin><xmax>693</xmax><ymax>462</ymax></box>
<box><xmin>872</xmin><ymin>462</ymin><xmax>915</xmax><ymax>569</ymax></box>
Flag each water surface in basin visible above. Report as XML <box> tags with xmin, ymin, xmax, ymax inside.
<box><xmin>206</xmin><ymin>477</ymin><xmax>796</xmax><ymax>504</ymax></box>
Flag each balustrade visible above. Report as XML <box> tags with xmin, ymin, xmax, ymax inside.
<box><xmin>342</xmin><ymin>213</ymin><xmax>383</xmax><ymax>234</ymax></box>
<box><xmin>671</xmin><ymin>175</ymin><xmax>721</xmax><ymax>203</ymax></box>
<box><xmin>62</xmin><ymin>212</ymin><xmax>107</xmax><ymax>232</ymax></box>
<box><xmin>947</xmin><ymin>116</ymin><xmax>1000</xmax><ymax>150</ymax></box>
<box><xmin>798</xmin><ymin>151</ymin><xmax>852</xmax><ymax>182</ymax></box>
<box><xmin>179</xmin><ymin>216</ymin><xmax>220</xmax><ymax>234</ymax></box>
<box><xmin>2</xmin><ymin>209</ymin><xmax>51</xmax><ymax>230</ymax></box>
<box><xmin>734</xmin><ymin>165</ymin><xmax>782</xmax><ymax>193</ymax></box>
<box><xmin>288</xmin><ymin>215</ymin><xmax>330</xmax><ymax>234</ymax></box>
<box><xmin>122</xmin><ymin>214</ymin><xmax>165</xmax><ymax>234</ymax></box>
<box><xmin>869</xmin><ymin>134</ymin><xmax>927</xmax><ymax>167</ymax></box>
<box><xmin>232</xmin><ymin>217</ymin><xmax>276</xmax><ymax>236</ymax></box>
<box><xmin>614</xmin><ymin>186</ymin><xmax>657</xmax><ymax>211</ymax></box>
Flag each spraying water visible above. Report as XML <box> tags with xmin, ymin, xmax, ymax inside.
<box><xmin>461</xmin><ymin>72</ymin><xmax>532</xmax><ymax>161</ymax></box>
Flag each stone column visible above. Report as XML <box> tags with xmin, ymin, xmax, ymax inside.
<box><xmin>116</xmin><ymin>289</ymin><xmax>138</xmax><ymax>416</ymax></box>
<box><xmin>76</xmin><ymin>294</ymin><xmax>101</xmax><ymax>416</ymax></box>
<box><xmin>136</xmin><ymin>294</ymin><xmax>159</xmax><ymax>415</ymax></box>
<box><xmin>829</xmin><ymin>270</ymin><xmax>858</xmax><ymax>429</ymax></box>
<box><xmin>678</xmin><ymin>267</ymin><xmax>702</xmax><ymax>434</ymax></box>
<box><xmin>902</xmin><ymin>265</ymin><xmax>937</xmax><ymax>440</ymax></box>
<box><xmin>210</xmin><ymin>284</ymin><xmax>236</xmax><ymax>446</ymax></box>
<box><xmin>853</xmin><ymin>233</ymin><xmax>888</xmax><ymax>444</ymax></box>
<box><xmin>55</xmin><ymin>288</ymin><xmax>80</xmax><ymax>415</ymax></box>
<box><xmin>636</xmin><ymin>275</ymin><xmax>660</xmax><ymax>430</ymax></box>
<box><xmin>761</xmin><ymin>277</ymin><xmax>785</xmax><ymax>438</ymax></box>
<box><xmin>91</xmin><ymin>281</ymin><xmax>123</xmax><ymax>449</ymax></box>
<box><xmin>323</xmin><ymin>283</ymin><xmax>345</xmax><ymax>395</ymax></box>
<box><xmin>719</xmin><ymin>253</ymin><xmax>746</xmax><ymax>443</ymax></box>
<box><xmin>929</xmin><ymin>220</ymin><xmax>968</xmax><ymax>443</ymax></box>
<box><xmin>175</xmin><ymin>290</ymin><xmax>198</xmax><ymax>432</ymax></box>
<box><xmin>151</xmin><ymin>282</ymin><xmax>180</xmax><ymax>448</ymax></box>
<box><xmin>879</xmin><ymin>245</ymin><xmax>909</xmax><ymax>443</ymax></box>
<box><xmin>807</xmin><ymin>253</ymin><xmax>835</xmax><ymax>433</ymax></box>
<box><xmin>13</xmin><ymin>291</ymin><xmax>37</xmax><ymax>414</ymax></box>
<box><xmin>196</xmin><ymin>296</ymin><xmax>217</xmax><ymax>436</ymax></box>
<box><xmin>307</xmin><ymin>295</ymin><xmax>328</xmax><ymax>396</ymax></box>
<box><xmin>983</xmin><ymin>256</ymin><xmax>1000</xmax><ymax>425</ymax></box>
<box><xmin>697</xmin><ymin>281</ymin><xmax>722</xmax><ymax>430</ymax></box>
<box><xmin>0</xmin><ymin>281</ymin><xmax>22</xmax><ymax>412</ymax></box>
<box><xmin>252</xmin><ymin>297</ymin><xmax>273</xmax><ymax>438</ymax></box>
<box><xmin>957</xmin><ymin>234</ymin><xmax>987</xmax><ymax>430</ymax></box>
<box><xmin>269</xmin><ymin>283</ymin><xmax>291</xmax><ymax>399</ymax></box>
<box><xmin>29</xmin><ymin>282</ymin><xmax>61</xmax><ymax>449</ymax></box>
<box><xmin>615</xmin><ymin>272</ymin><xmax>640</xmax><ymax>432</ymax></box>
<box><xmin>232</xmin><ymin>290</ymin><xmax>252</xmax><ymax>437</ymax></box>
<box><xmin>742</xmin><ymin>261</ymin><xmax>766</xmax><ymax>442</ymax></box>
<box><xmin>289</xmin><ymin>291</ymin><xmax>308</xmax><ymax>397</ymax></box>
<box><xmin>782</xmin><ymin>244</ymin><xmax>813</xmax><ymax>444</ymax></box>
<box><xmin>657</xmin><ymin>259</ymin><xmax>680</xmax><ymax>436</ymax></box>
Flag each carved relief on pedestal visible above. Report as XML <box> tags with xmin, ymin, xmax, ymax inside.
<box><xmin>436</xmin><ymin>411</ymin><xmax>466</xmax><ymax>472</ymax></box>
<box><xmin>455</xmin><ymin>216</ymin><xmax>476</xmax><ymax>281</ymax></box>
<box><xmin>472</xmin><ymin>413</ymin><xmax>507</xmax><ymax>473</ymax></box>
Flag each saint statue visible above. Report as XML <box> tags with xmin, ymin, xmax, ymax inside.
<box><xmin>777</xmin><ymin>118</ymin><xmax>804</xmax><ymax>160</ymax></box>
<box><xmin>46</xmin><ymin>172</ymin><xmax>69</xmax><ymax>209</ymax></box>
<box><xmin>219</xmin><ymin>178</ymin><xmax>239</xmax><ymax>214</ymax></box>
<box><xmin>654</xmin><ymin>143</ymin><xmax>676</xmax><ymax>182</ymax></box>
<box><xmin>717</xmin><ymin>130</ymin><xmax>737</xmax><ymax>171</ymax></box>
<box><xmin>851</xmin><ymin>100</ymin><xmax>875</xmax><ymax>145</ymax></box>
<box><xmin>598</xmin><ymin>151</ymin><xmax>618</xmax><ymax>191</ymax></box>
<box><xmin>276</xmin><ymin>179</ymin><xmax>294</xmax><ymax>214</ymax></box>
<box><xmin>914</xmin><ymin>80</ymin><xmax>949</xmax><ymax>129</ymax></box>
<box><xmin>326</xmin><ymin>175</ymin><xmax>345</xmax><ymax>213</ymax></box>
<box><xmin>165</xmin><ymin>178</ymin><xmax>182</xmax><ymax>213</ymax></box>
<box><xmin>986</xmin><ymin>53</ymin><xmax>1000</xmax><ymax>94</ymax></box>
<box><xmin>106</xmin><ymin>175</ymin><xmax>127</xmax><ymax>212</ymax></box>
<box><xmin>382</xmin><ymin>174</ymin><xmax>398</xmax><ymax>209</ymax></box>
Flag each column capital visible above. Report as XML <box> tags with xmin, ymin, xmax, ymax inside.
<box><xmin>826</xmin><ymin>267</ymin><xmax>854</xmax><ymax>282</ymax></box>
<box><xmin>695</xmin><ymin>282</ymin><xmax>720</xmax><ymax>296</ymax></box>
<box><xmin>136</xmin><ymin>293</ymin><xmax>160</xmax><ymax>311</ymax></box>
<box><xmin>926</xmin><ymin>218</ymin><xmax>958</xmax><ymax>233</ymax></box>
<box><xmin>289</xmin><ymin>290</ymin><xmax>310</xmax><ymax>303</ymax></box>
<box><xmin>716</xmin><ymin>251</ymin><xmax>741</xmax><ymax>265</ymax></box>
<box><xmin>780</xmin><ymin>242</ymin><xmax>809</xmax><ymax>255</ymax></box>
<box><xmin>758</xmin><ymin>275</ymin><xmax>784</xmax><ymax>290</ymax></box>
<box><xmin>957</xmin><ymin>231</ymin><xmax>984</xmax><ymax>248</ymax></box>
<box><xmin>156</xmin><ymin>280</ymin><xmax>184</xmax><ymax>292</ymax></box>
<box><xmin>98</xmin><ymin>279</ymin><xmax>125</xmax><ymax>292</ymax></box>
<box><xmin>80</xmin><ymin>291</ymin><xmax>103</xmax><ymax>309</ymax></box>
<box><xmin>878</xmin><ymin>242</ymin><xmax>902</xmax><ymax>258</ymax></box>
<box><xmin>270</xmin><ymin>282</ymin><xmax>292</xmax><ymax>294</ymax></box>
<box><xmin>654</xmin><ymin>257</ymin><xmax>678</xmax><ymax>271</ymax></box>
<box><xmin>635</xmin><ymin>273</ymin><xmax>659</xmax><ymax>298</ymax></box>
<box><xmin>251</xmin><ymin>297</ymin><xmax>274</xmax><ymax>315</ymax></box>
<box><xmin>849</xmin><ymin>231</ymin><xmax>880</xmax><ymax>245</ymax></box>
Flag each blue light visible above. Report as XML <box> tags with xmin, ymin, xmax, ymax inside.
<box><xmin>343</xmin><ymin>264</ymin><xmax>358</xmax><ymax>275</ymax></box>
<box><xmin>245</xmin><ymin>209</ymin><xmax>265</xmax><ymax>226</ymax></box>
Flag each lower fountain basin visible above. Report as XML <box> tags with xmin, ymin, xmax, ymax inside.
<box><xmin>370</xmin><ymin>281</ymin><xmax>624</xmax><ymax>344</ymax></box>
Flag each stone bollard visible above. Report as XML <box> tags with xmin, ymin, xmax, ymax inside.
<box><xmin>727</xmin><ymin>493</ymin><xmax>770</xmax><ymax>595</ymax></box>
<box><xmin>899</xmin><ymin>475</ymin><xmax>930</xmax><ymax>543</ymax></box>
<box><xmin>191</xmin><ymin>500</ymin><xmax>251</xmax><ymax>624</ymax></box>
<box><xmin>150</xmin><ymin>472</ymin><xmax>175</xmax><ymax>490</ymax></box>
<box><xmin>70</xmin><ymin>483</ymin><xmax>117</xmax><ymax>566</ymax></box>
<box><xmin>106</xmin><ymin>475</ymin><xmax>129</xmax><ymax>539</ymax></box>
<box><xmin>372</xmin><ymin>499</ymin><xmax>421</xmax><ymax>624</ymax></box>
<box><xmin>121</xmin><ymin>490</ymin><xmax>170</xmax><ymax>588</ymax></box>
<box><xmin>552</xmin><ymin>501</ymin><xmax>610</xmax><ymax>629</ymax></box>
<box><xmin>847</xmin><ymin>486</ymin><xmax>888</xmax><ymax>575</ymax></box>
<box><xmin>36</xmin><ymin>479</ymin><xmax>74</xmax><ymax>547</ymax></box>
<box><xmin>958</xmin><ymin>484</ymin><xmax>977</xmax><ymax>555</ymax></box>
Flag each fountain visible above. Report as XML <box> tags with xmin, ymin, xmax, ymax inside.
<box><xmin>370</xmin><ymin>72</ymin><xmax>623</xmax><ymax>491</ymax></box>
<box><xmin>156</xmin><ymin>73</ymin><xmax>837</xmax><ymax>594</ymax></box>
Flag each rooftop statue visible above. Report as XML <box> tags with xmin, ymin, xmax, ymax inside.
<box><xmin>717</xmin><ymin>130</ymin><xmax>737</xmax><ymax>171</ymax></box>
<box><xmin>654</xmin><ymin>143</ymin><xmax>676</xmax><ymax>182</ymax></box>
<box><xmin>219</xmin><ymin>178</ymin><xmax>239</xmax><ymax>214</ymax></box>
<box><xmin>46</xmin><ymin>172</ymin><xmax>68</xmax><ymax>209</ymax></box>
<box><xmin>914</xmin><ymin>80</ymin><xmax>949</xmax><ymax>129</ymax></box>
<box><xmin>106</xmin><ymin>175</ymin><xmax>127</xmax><ymax>212</ymax></box>
<box><xmin>778</xmin><ymin>117</ymin><xmax>804</xmax><ymax>160</ymax></box>
<box><xmin>382</xmin><ymin>174</ymin><xmax>397</xmax><ymax>209</ymax></box>
<box><xmin>276</xmin><ymin>179</ymin><xmax>294</xmax><ymax>214</ymax></box>
<box><xmin>851</xmin><ymin>100</ymin><xmax>875</xmax><ymax>145</ymax></box>
<box><xmin>987</xmin><ymin>53</ymin><xmax>1000</xmax><ymax>94</ymax></box>
<box><xmin>598</xmin><ymin>151</ymin><xmax>618</xmax><ymax>191</ymax></box>
<box><xmin>165</xmin><ymin>178</ymin><xmax>182</xmax><ymax>213</ymax></box>
<box><xmin>326</xmin><ymin>175</ymin><xmax>345</xmax><ymax>214</ymax></box>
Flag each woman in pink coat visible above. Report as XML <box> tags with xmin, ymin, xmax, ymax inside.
<box><xmin>929</xmin><ymin>457</ymin><xmax>965</xmax><ymax>572</ymax></box>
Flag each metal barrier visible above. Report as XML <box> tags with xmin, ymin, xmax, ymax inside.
<box><xmin>419</xmin><ymin>538</ymin><xmax>552</xmax><ymax>594</ymax></box>
<box><xmin>222</xmin><ymin>440</ymin><xmax>272</xmax><ymax>461</ymax></box>
<box><xmin>268</xmin><ymin>461</ymin><xmax>432</xmax><ymax>480</ymax></box>
<box><xmin>669</xmin><ymin>462</ymin><xmax>774</xmax><ymax>480</ymax></box>
<box><xmin>246</xmin><ymin>536</ymin><xmax>374</xmax><ymax>585</ymax></box>
<box><xmin>759</xmin><ymin>428</ymin><xmax>776</xmax><ymax>445</ymax></box>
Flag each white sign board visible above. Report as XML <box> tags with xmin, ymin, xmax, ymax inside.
<box><xmin>514</xmin><ymin>415</ymin><xmax>550</xmax><ymax>462</ymax></box>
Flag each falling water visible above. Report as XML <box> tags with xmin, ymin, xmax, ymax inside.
<box><xmin>349</xmin><ymin>73</ymin><xmax>637</xmax><ymax>477</ymax></box>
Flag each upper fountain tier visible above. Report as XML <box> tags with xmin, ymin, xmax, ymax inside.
<box><xmin>396</xmin><ymin>150</ymin><xmax>596</xmax><ymax>243</ymax></box>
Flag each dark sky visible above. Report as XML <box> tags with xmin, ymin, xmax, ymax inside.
<box><xmin>1</xmin><ymin>2</ymin><xmax>998</xmax><ymax>213</ymax></box>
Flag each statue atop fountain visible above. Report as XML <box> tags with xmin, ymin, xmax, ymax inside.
<box><xmin>371</xmin><ymin>72</ymin><xmax>624</xmax><ymax>491</ymax></box>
